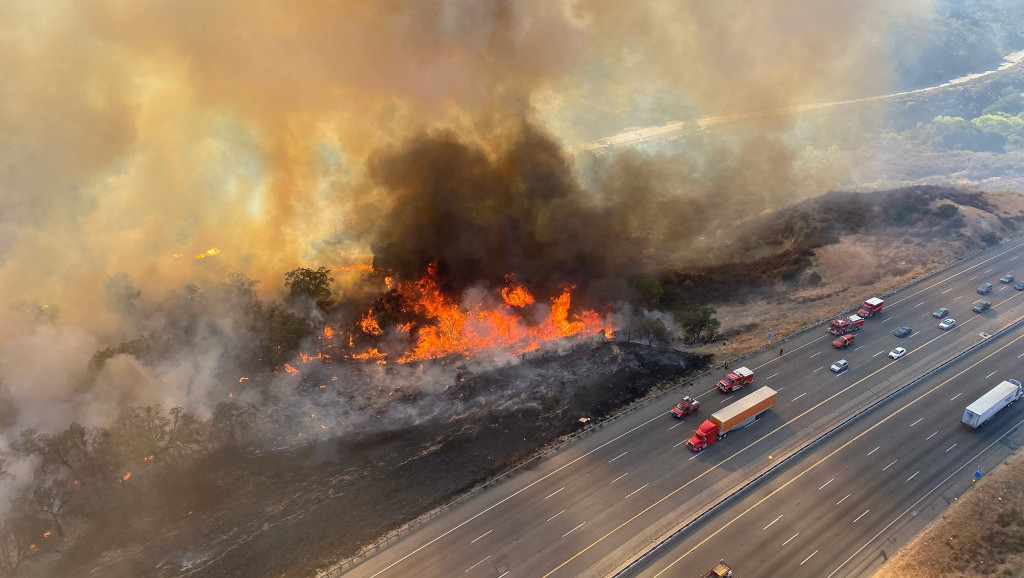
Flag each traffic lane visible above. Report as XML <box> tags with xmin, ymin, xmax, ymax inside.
<box><xmin>626</xmin><ymin>328</ymin><xmax>1024</xmax><ymax>577</ymax></box>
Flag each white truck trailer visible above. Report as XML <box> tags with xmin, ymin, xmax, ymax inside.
<box><xmin>962</xmin><ymin>379</ymin><xmax>1023</xmax><ymax>428</ymax></box>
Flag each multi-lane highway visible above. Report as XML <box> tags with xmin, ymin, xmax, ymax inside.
<box><xmin>627</xmin><ymin>323</ymin><xmax>1024</xmax><ymax>578</ymax></box>
<box><xmin>341</xmin><ymin>239</ymin><xmax>1024</xmax><ymax>578</ymax></box>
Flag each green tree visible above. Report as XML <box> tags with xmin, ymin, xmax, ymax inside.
<box><xmin>284</xmin><ymin>267</ymin><xmax>335</xmax><ymax>310</ymax></box>
<box><xmin>628</xmin><ymin>274</ymin><xmax>664</xmax><ymax>309</ymax></box>
<box><xmin>631</xmin><ymin>317</ymin><xmax>669</xmax><ymax>346</ymax></box>
<box><xmin>259</xmin><ymin>303</ymin><xmax>313</xmax><ymax>370</ymax></box>
<box><xmin>675</xmin><ymin>305</ymin><xmax>721</xmax><ymax>342</ymax></box>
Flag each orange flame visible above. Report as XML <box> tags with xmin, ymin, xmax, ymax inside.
<box><xmin>238</xmin><ymin>376</ymin><xmax>248</xmax><ymax>383</ymax></box>
<box><xmin>360</xmin><ymin>308</ymin><xmax>383</xmax><ymax>336</ymax></box>
<box><xmin>352</xmin><ymin>347</ymin><xmax>387</xmax><ymax>363</ymax></box>
<box><xmin>122</xmin><ymin>472</ymin><xmax>132</xmax><ymax>481</ymax></box>
<box><xmin>144</xmin><ymin>455</ymin><xmax>154</xmax><ymax>461</ymax></box>
<box><xmin>282</xmin><ymin>363</ymin><xmax>299</xmax><ymax>375</ymax></box>
<box><xmin>43</xmin><ymin>531</ymin><xmax>51</xmax><ymax>538</ymax></box>
<box><xmin>501</xmin><ymin>279</ymin><xmax>535</xmax><ymax>308</ymax></box>
<box><xmin>323</xmin><ymin>325</ymin><xmax>335</xmax><ymax>339</ymax></box>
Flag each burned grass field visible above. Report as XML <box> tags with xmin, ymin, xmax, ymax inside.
<box><xmin>46</xmin><ymin>342</ymin><xmax>706</xmax><ymax>578</ymax></box>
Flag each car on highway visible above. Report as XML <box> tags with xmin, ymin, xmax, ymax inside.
<box><xmin>1015</xmin><ymin>281</ymin><xmax>1024</xmax><ymax>291</ymax></box>
<box><xmin>933</xmin><ymin>307</ymin><xmax>950</xmax><ymax>319</ymax></box>
<box><xmin>978</xmin><ymin>282</ymin><xmax>993</xmax><ymax>294</ymax></box>
<box><xmin>973</xmin><ymin>300</ymin><xmax>991</xmax><ymax>313</ymax></box>
<box><xmin>888</xmin><ymin>347</ymin><xmax>907</xmax><ymax>360</ymax></box>
<box><xmin>939</xmin><ymin>318</ymin><xmax>957</xmax><ymax>330</ymax></box>
<box><xmin>831</xmin><ymin>359</ymin><xmax>849</xmax><ymax>373</ymax></box>
<box><xmin>1001</xmin><ymin>273</ymin><xmax>1014</xmax><ymax>284</ymax></box>
<box><xmin>894</xmin><ymin>326</ymin><xmax>913</xmax><ymax>338</ymax></box>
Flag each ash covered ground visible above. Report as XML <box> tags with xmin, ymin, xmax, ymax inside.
<box><xmin>50</xmin><ymin>341</ymin><xmax>706</xmax><ymax>578</ymax></box>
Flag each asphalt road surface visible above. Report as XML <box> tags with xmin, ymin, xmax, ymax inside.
<box><xmin>340</xmin><ymin>239</ymin><xmax>1024</xmax><ymax>578</ymax></box>
<box><xmin>626</xmin><ymin>322</ymin><xmax>1024</xmax><ymax>578</ymax></box>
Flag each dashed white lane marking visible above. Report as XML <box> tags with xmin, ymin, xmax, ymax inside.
<box><xmin>910</xmin><ymin>418</ymin><xmax>923</xmax><ymax>427</ymax></box>
<box><xmin>471</xmin><ymin>529</ymin><xmax>492</xmax><ymax>544</ymax></box>
<box><xmin>763</xmin><ymin>515</ymin><xmax>783</xmax><ymax>530</ymax></box>
<box><xmin>673</xmin><ymin>440</ymin><xmax>687</xmax><ymax>449</ymax></box>
<box><xmin>609</xmin><ymin>451</ymin><xmax>628</xmax><ymax>463</ymax></box>
<box><xmin>873</xmin><ymin>350</ymin><xmax>885</xmax><ymax>357</ymax></box>
<box><xmin>813</xmin><ymin>367</ymin><xmax>825</xmax><ymax>373</ymax></box>
<box><xmin>498</xmin><ymin>572</ymin><xmax>509</xmax><ymax>578</ymax></box>
<box><xmin>668</xmin><ymin>422</ymin><xmax>685</xmax><ymax>430</ymax></box>
<box><xmin>882</xmin><ymin>460</ymin><xmax>898</xmax><ymax>471</ymax></box>
<box><xmin>954</xmin><ymin>295</ymin><xmax>963</xmax><ymax>301</ymax></box>
<box><xmin>926</xmin><ymin>431</ymin><xmax>938</xmax><ymax>440</ymax></box>
<box><xmin>853</xmin><ymin>510</ymin><xmax>870</xmax><ymax>523</ymax></box>
<box><xmin>766</xmin><ymin>372</ymin><xmax>780</xmax><ymax>380</ymax></box>
<box><xmin>986</xmin><ymin>371</ymin><xmax>997</xmax><ymax>379</ymax></box>
<box><xmin>984</xmin><ymin>268</ymin><xmax>994</xmax><ymax>274</ymax></box>
<box><xmin>1018</xmin><ymin>351</ymin><xmax>1024</xmax><ymax>359</ymax></box>
<box><xmin>546</xmin><ymin>510</ymin><xmax>565</xmax><ymax>522</ymax></box>
<box><xmin>915</xmin><ymin>302</ymin><xmax>925</xmax><ymax>307</ymax></box>
<box><xmin>801</xmin><ymin>550</ymin><xmax>819</xmax><ymax>565</ymax></box>
<box><xmin>951</xmin><ymin>392</ymin><xmax>963</xmax><ymax>401</ymax></box>
<box><xmin>942</xmin><ymin>288</ymin><xmax>953</xmax><ymax>293</ymax></box>
<box><xmin>882</xmin><ymin>317</ymin><xmax>893</xmax><ymax>322</ymax></box>
<box><xmin>836</xmin><ymin>493</ymin><xmax>852</xmax><ymax>506</ymax></box>
<box><xmin>946</xmin><ymin>443</ymin><xmax>958</xmax><ymax>453</ymax></box>
<box><xmin>544</xmin><ymin>487</ymin><xmax>564</xmax><ymax>500</ymax></box>
<box><xmin>610</xmin><ymin>473</ymin><xmax>628</xmax><ymax>484</ymax></box>
<box><xmin>561</xmin><ymin>522</ymin><xmax>585</xmax><ymax>538</ymax></box>
<box><xmin>867</xmin><ymin>446</ymin><xmax>880</xmax><ymax>456</ymax></box>
<box><xmin>906</xmin><ymin>471</ymin><xmax>920</xmax><ymax>484</ymax></box>
<box><xmin>625</xmin><ymin>484</ymin><xmax>649</xmax><ymax>499</ymax></box>
<box><xmin>793</xmin><ymin>392</ymin><xmax>808</xmax><ymax>401</ymax></box>
<box><xmin>810</xmin><ymin>351</ymin><xmax>822</xmax><ymax>358</ymax></box>
<box><xmin>466</xmin><ymin>555</ymin><xmax>491</xmax><ymax>573</ymax></box>
<box><xmin>853</xmin><ymin>346</ymin><xmax>863</xmax><ymax>351</ymax></box>
<box><xmin>783</xmin><ymin>533</ymin><xmax>800</xmax><ymax>546</ymax></box>
<box><xmin>818</xmin><ymin>478</ymin><xmax>834</xmax><ymax>491</ymax></box>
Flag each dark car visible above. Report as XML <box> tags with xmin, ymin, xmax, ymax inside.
<box><xmin>933</xmin><ymin>307</ymin><xmax>949</xmax><ymax>319</ymax></box>
<box><xmin>894</xmin><ymin>326</ymin><xmax>913</xmax><ymax>338</ymax></box>
<box><xmin>1015</xmin><ymin>281</ymin><xmax>1024</xmax><ymax>291</ymax></box>
<box><xmin>1001</xmin><ymin>274</ymin><xmax>1014</xmax><ymax>284</ymax></box>
<box><xmin>973</xmin><ymin>300</ymin><xmax>991</xmax><ymax>313</ymax></box>
<box><xmin>978</xmin><ymin>283</ymin><xmax>993</xmax><ymax>295</ymax></box>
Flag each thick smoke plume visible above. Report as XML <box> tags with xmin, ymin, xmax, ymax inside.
<box><xmin>0</xmin><ymin>0</ymin><xmax>930</xmax><ymax>433</ymax></box>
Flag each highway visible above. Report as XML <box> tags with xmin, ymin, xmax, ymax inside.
<box><xmin>339</xmin><ymin>239</ymin><xmax>1024</xmax><ymax>578</ymax></box>
<box><xmin>627</xmin><ymin>323</ymin><xmax>1024</xmax><ymax>578</ymax></box>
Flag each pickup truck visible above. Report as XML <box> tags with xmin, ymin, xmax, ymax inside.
<box><xmin>702</xmin><ymin>561</ymin><xmax>733</xmax><ymax>578</ymax></box>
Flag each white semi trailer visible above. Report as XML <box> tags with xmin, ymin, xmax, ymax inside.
<box><xmin>962</xmin><ymin>379</ymin><xmax>1023</xmax><ymax>429</ymax></box>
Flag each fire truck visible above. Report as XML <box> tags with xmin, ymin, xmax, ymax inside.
<box><xmin>858</xmin><ymin>297</ymin><xmax>884</xmax><ymax>318</ymax></box>
<box><xmin>828</xmin><ymin>314</ymin><xmax>864</xmax><ymax>335</ymax></box>
<box><xmin>717</xmin><ymin>367</ymin><xmax>754</xmax><ymax>393</ymax></box>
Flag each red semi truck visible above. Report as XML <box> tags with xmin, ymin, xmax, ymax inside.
<box><xmin>717</xmin><ymin>367</ymin><xmax>754</xmax><ymax>393</ymax></box>
<box><xmin>686</xmin><ymin>386</ymin><xmax>777</xmax><ymax>452</ymax></box>
<box><xmin>858</xmin><ymin>297</ymin><xmax>884</xmax><ymax>318</ymax></box>
<box><xmin>828</xmin><ymin>314</ymin><xmax>864</xmax><ymax>335</ymax></box>
<box><xmin>832</xmin><ymin>333</ymin><xmax>855</xmax><ymax>349</ymax></box>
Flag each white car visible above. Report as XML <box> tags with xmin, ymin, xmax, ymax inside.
<box><xmin>939</xmin><ymin>318</ymin><xmax>957</xmax><ymax>330</ymax></box>
<box><xmin>830</xmin><ymin>359</ymin><xmax>849</xmax><ymax>373</ymax></box>
<box><xmin>888</xmin><ymin>347</ymin><xmax>907</xmax><ymax>360</ymax></box>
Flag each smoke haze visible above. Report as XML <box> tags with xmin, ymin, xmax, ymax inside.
<box><xmin>0</xmin><ymin>0</ymin><xmax>933</xmax><ymax>431</ymax></box>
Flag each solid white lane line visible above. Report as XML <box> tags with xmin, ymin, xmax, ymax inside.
<box><xmin>836</xmin><ymin>493</ymin><xmax>852</xmax><ymax>506</ymax></box>
<box><xmin>545</xmin><ymin>487</ymin><xmax>565</xmax><ymax>500</ymax></box>
<box><xmin>867</xmin><ymin>446</ymin><xmax>880</xmax><ymax>456</ymax></box>
<box><xmin>810</xmin><ymin>351</ymin><xmax>822</xmax><ymax>358</ymax></box>
<box><xmin>910</xmin><ymin>418</ymin><xmax>923</xmax><ymax>427</ymax></box>
<box><xmin>926</xmin><ymin>431</ymin><xmax>938</xmax><ymax>440</ymax></box>
<box><xmin>609</xmin><ymin>451</ymin><xmax>628</xmax><ymax>463</ymax></box>
<box><xmin>668</xmin><ymin>422</ymin><xmax>684</xmax><ymax>430</ymax></box>
<box><xmin>946</xmin><ymin>443</ymin><xmax>958</xmax><ymax>452</ymax></box>
<box><xmin>906</xmin><ymin>471</ymin><xmax>920</xmax><ymax>483</ymax></box>
<box><xmin>562</xmin><ymin>523</ymin><xmax>585</xmax><ymax>538</ymax></box>
<box><xmin>625</xmin><ymin>484</ymin><xmax>649</xmax><ymax>499</ymax></box>
<box><xmin>853</xmin><ymin>510</ymin><xmax>870</xmax><ymax>523</ymax></box>
<box><xmin>793</xmin><ymin>393</ymin><xmax>808</xmax><ymax>401</ymax></box>
<box><xmin>801</xmin><ymin>550</ymin><xmax>818</xmax><ymax>565</ymax></box>
<box><xmin>882</xmin><ymin>460</ymin><xmax>897</xmax><ymax>471</ymax></box>
<box><xmin>951</xmin><ymin>392</ymin><xmax>963</xmax><ymax>401</ymax></box>
<box><xmin>782</xmin><ymin>533</ymin><xmax>799</xmax><ymax>546</ymax></box>
<box><xmin>818</xmin><ymin>478</ymin><xmax>834</xmax><ymax>491</ymax></box>
<box><xmin>610</xmin><ymin>473</ymin><xmax>628</xmax><ymax>484</ymax></box>
<box><xmin>471</xmin><ymin>530</ymin><xmax>492</xmax><ymax>544</ymax></box>
<box><xmin>763</xmin><ymin>515</ymin><xmax>783</xmax><ymax>530</ymax></box>
<box><xmin>765</xmin><ymin>372</ymin><xmax>780</xmax><ymax>380</ymax></box>
<box><xmin>547</xmin><ymin>510</ymin><xmax>565</xmax><ymax>522</ymax></box>
<box><xmin>986</xmin><ymin>371</ymin><xmax>997</xmax><ymax>379</ymax></box>
<box><xmin>466</xmin><ymin>555</ymin><xmax>491</xmax><ymax>573</ymax></box>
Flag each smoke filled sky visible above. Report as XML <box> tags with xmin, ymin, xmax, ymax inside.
<box><xmin>0</xmin><ymin>0</ymin><xmax>934</xmax><ymax>426</ymax></box>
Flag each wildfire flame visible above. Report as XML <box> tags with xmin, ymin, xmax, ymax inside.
<box><xmin>282</xmin><ymin>363</ymin><xmax>300</xmax><ymax>375</ymax></box>
<box><xmin>353</xmin><ymin>262</ymin><xmax>611</xmax><ymax>363</ymax></box>
<box><xmin>238</xmin><ymin>376</ymin><xmax>248</xmax><ymax>383</ymax></box>
<box><xmin>122</xmin><ymin>472</ymin><xmax>132</xmax><ymax>481</ymax></box>
<box><xmin>43</xmin><ymin>531</ymin><xmax>51</xmax><ymax>538</ymax></box>
<box><xmin>323</xmin><ymin>325</ymin><xmax>334</xmax><ymax>339</ymax></box>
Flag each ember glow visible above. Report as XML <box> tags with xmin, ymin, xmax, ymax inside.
<box><xmin>122</xmin><ymin>472</ymin><xmax>132</xmax><ymax>481</ymax></box>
